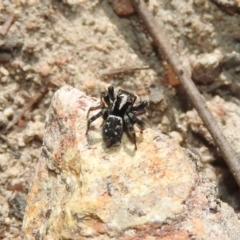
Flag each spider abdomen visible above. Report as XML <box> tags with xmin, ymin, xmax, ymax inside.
<box><xmin>102</xmin><ymin>115</ymin><xmax>123</xmax><ymax>148</ymax></box>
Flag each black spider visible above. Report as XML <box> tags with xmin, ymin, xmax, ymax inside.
<box><xmin>86</xmin><ymin>86</ymin><xmax>148</xmax><ymax>149</ymax></box>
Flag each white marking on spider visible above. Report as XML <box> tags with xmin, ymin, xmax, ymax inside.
<box><xmin>119</xmin><ymin>93</ymin><xmax>128</xmax><ymax>110</ymax></box>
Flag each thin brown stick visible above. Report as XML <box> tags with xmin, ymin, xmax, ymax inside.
<box><xmin>0</xmin><ymin>13</ymin><xmax>15</xmax><ymax>35</ymax></box>
<box><xmin>130</xmin><ymin>0</ymin><xmax>240</xmax><ymax>186</ymax></box>
<box><xmin>100</xmin><ymin>66</ymin><xmax>150</xmax><ymax>78</ymax></box>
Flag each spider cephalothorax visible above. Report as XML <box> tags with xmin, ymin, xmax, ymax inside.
<box><xmin>86</xmin><ymin>86</ymin><xmax>148</xmax><ymax>149</ymax></box>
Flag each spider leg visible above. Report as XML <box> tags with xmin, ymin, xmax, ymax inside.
<box><xmin>86</xmin><ymin>109</ymin><xmax>107</xmax><ymax>135</ymax></box>
<box><xmin>128</xmin><ymin>112</ymin><xmax>145</xmax><ymax>133</ymax></box>
<box><xmin>101</xmin><ymin>86</ymin><xmax>115</xmax><ymax>107</ymax></box>
<box><xmin>108</xmin><ymin>86</ymin><xmax>115</xmax><ymax>101</ymax></box>
<box><xmin>86</xmin><ymin>104</ymin><xmax>103</xmax><ymax>118</ymax></box>
<box><xmin>131</xmin><ymin>95</ymin><xmax>137</xmax><ymax>107</ymax></box>
<box><xmin>132</xmin><ymin>101</ymin><xmax>148</xmax><ymax>112</ymax></box>
<box><xmin>133</xmin><ymin>109</ymin><xmax>146</xmax><ymax>116</ymax></box>
<box><xmin>101</xmin><ymin>92</ymin><xmax>111</xmax><ymax>107</ymax></box>
<box><xmin>124</xmin><ymin>115</ymin><xmax>137</xmax><ymax>150</ymax></box>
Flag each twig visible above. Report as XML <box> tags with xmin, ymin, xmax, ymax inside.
<box><xmin>100</xmin><ymin>66</ymin><xmax>150</xmax><ymax>78</ymax></box>
<box><xmin>0</xmin><ymin>13</ymin><xmax>15</xmax><ymax>36</ymax></box>
<box><xmin>130</xmin><ymin>0</ymin><xmax>240</xmax><ymax>186</ymax></box>
<box><xmin>1</xmin><ymin>80</ymin><xmax>61</xmax><ymax>133</ymax></box>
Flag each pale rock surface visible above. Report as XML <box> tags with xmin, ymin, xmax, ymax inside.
<box><xmin>23</xmin><ymin>85</ymin><xmax>240</xmax><ymax>239</ymax></box>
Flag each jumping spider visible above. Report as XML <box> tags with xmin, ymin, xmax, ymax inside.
<box><xmin>86</xmin><ymin>86</ymin><xmax>148</xmax><ymax>149</ymax></box>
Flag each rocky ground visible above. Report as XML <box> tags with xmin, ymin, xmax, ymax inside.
<box><xmin>0</xmin><ymin>0</ymin><xmax>240</xmax><ymax>239</ymax></box>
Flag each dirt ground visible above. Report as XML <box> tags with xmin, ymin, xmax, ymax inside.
<box><xmin>0</xmin><ymin>0</ymin><xmax>240</xmax><ymax>239</ymax></box>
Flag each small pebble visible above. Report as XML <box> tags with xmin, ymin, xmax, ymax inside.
<box><xmin>86</xmin><ymin>80</ymin><xmax>95</xmax><ymax>90</ymax></box>
<box><xmin>169</xmin><ymin>131</ymin><xmax>183</xmax><ymax>144</ymax></box>
<box><xmin>25</xmin><ymin>22</ymin><xmax>39</xmax><ymax>31</ymax></box>
<box><xmin>8</xmin><ymin>167</ymin><xmax>19</xmax><ymax>177</ymax></box>
<box><xmin>17</xmin><ymin>119</ymin><xmax>26</xmax><ymax>127</ymax></box>
<box><xmin>149</xmin><ymin>87</ymin><xmax>164</xmax><ymax>104</ymax></box>
<box><xmin>3</xmin><ymin>107</ymin><xmax>14</xmax><ymax>119</ymax></box>
<box><xmin>5</xmin><ymin>217</ymin><xmax>11</xmax><ymax>225</ymax></box>
<box><xmin>33</xmin><ymin>115</ymin><xmax>42</xmax><ymax>121</ymax></box>
<box><xmin>18</xmin><ymin>137</ymin><xmax>25</xmax><ymax>147</ymax></box>
<box><xmin>94</xmin><ymin>24</ymin><xmax>107</xmax><ymax>34</ymax></box>
<box><xmin>95</xmin><ymin>44</ymin><xmax>104</xmax><ymax>51</ymax></box>
<box><xmin>1</xmin><ymin>76</ymin><xmax>10</xmax><ymax>83</ymax></box>
<box><xmin>0</xmin><ymin>112</ymin><xmax>8</xmax><ymax>128</ymax></box>
<box><xmin>35</xmin><ymin>64</ymin><xmax>51</xmax><ymax>77</ymax></box>
<box><xmin>14</xmin><ymin>95</ymin><xmax>25</xmax><ymax>107</ymax></box>
<box><xmin>10</xmin><ymin>226</ymin><xmax>20</xmax><ymax>236</ymax></box>
<box><xmin>191</xmin><ymin>52</ymin><xmax>223</xmax><ymax>84</ymax></box>
<box><xmin>0</xmin><ymin>66</ymin><xmax>9</xmax><ymax>76</ymax></box>
<box><xmin>113</xmin><ymin>0</ymin><xmax>135</xmax><ymax>16</ymax></box>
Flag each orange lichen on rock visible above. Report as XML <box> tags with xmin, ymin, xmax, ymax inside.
<box><xmin>162</xmin><ymin>62</ymin><xmax>180</xmax><ymax>86</ymax></box>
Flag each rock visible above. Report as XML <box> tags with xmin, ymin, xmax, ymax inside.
<box><xmin>149</xmin><ymin>87</ymin><xmax>164</xmax><ymax>104</ymax></box>
<box><xmin>0</xmin><ymin>66</ymin><xmax>9</xmax><ymax>76</ymax></box>
<box><xmin>3</xmin><ymin>107</ymin><xmax>14</xmax><ymax>119</ymax></box>
<box><xmin>34</xmin><ymin>63</ymin><xmax>51</xmax><ymax>77</ymax></box>
<box><xmin>0</xmin><ymin>112</ymin><xmax>8</xmax><ymax>129</ymax></box>
<box><xmin>191</xmin><ymin>52</ymin><xmax>223</xmax><ymax>84</ymax></box>
<box><xmin>23</xmin><ymin>85</ymin><xmax>240</xmax><ymax>239</ymax></box>
<box><xmin>112</xmin><ymin>0</ymin><xmax>135</xmax><ymax>16</ymax></box>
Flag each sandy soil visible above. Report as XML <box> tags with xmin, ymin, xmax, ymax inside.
<box><xmin>0</xmin><ymin>0</ymin><xmax>240</xmax><ymax>239</ymax></box>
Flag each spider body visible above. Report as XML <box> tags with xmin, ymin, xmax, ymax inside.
<box><xmin>102</xmin><ymin>115</ymin><xmax>123</xmax><ymax>147</ymax></box>
<box><xmin>86</xmin><ymin>86</ymin><xmax>148</xmax><ymax>149</ymax></box>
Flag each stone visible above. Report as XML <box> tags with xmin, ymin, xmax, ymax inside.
<box><xmin>149</xmin><ymin>87</ymin><xmax>164</xmax><ymax>104</ymax></box>
<box><xmin>23</xmin><ymin>85</ymin><xmax>240</xmax><ymax>239</ymax></box>
<box><xmin>0</xmin><ymin>112</ymin><xmax>8</xmax><ymax>128</ymax></box>
<box><xmin>34</xmin><ymin>63</ymin><xmax>51</xmax><ymax>77</ymax></box>
<box><xmin>112</xmin><ymin>0</ymin><xmax>135</xmax><ymax>16</ymax></box>
<box><xmin>3</xmin><ymin>107</ymin><xmax>14</xmax><ymax>119</ymax></box>
<box><xmin>191</xmin><ymin>52</ymin><xmax>223</xmax><ymax>84</ymax></box>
